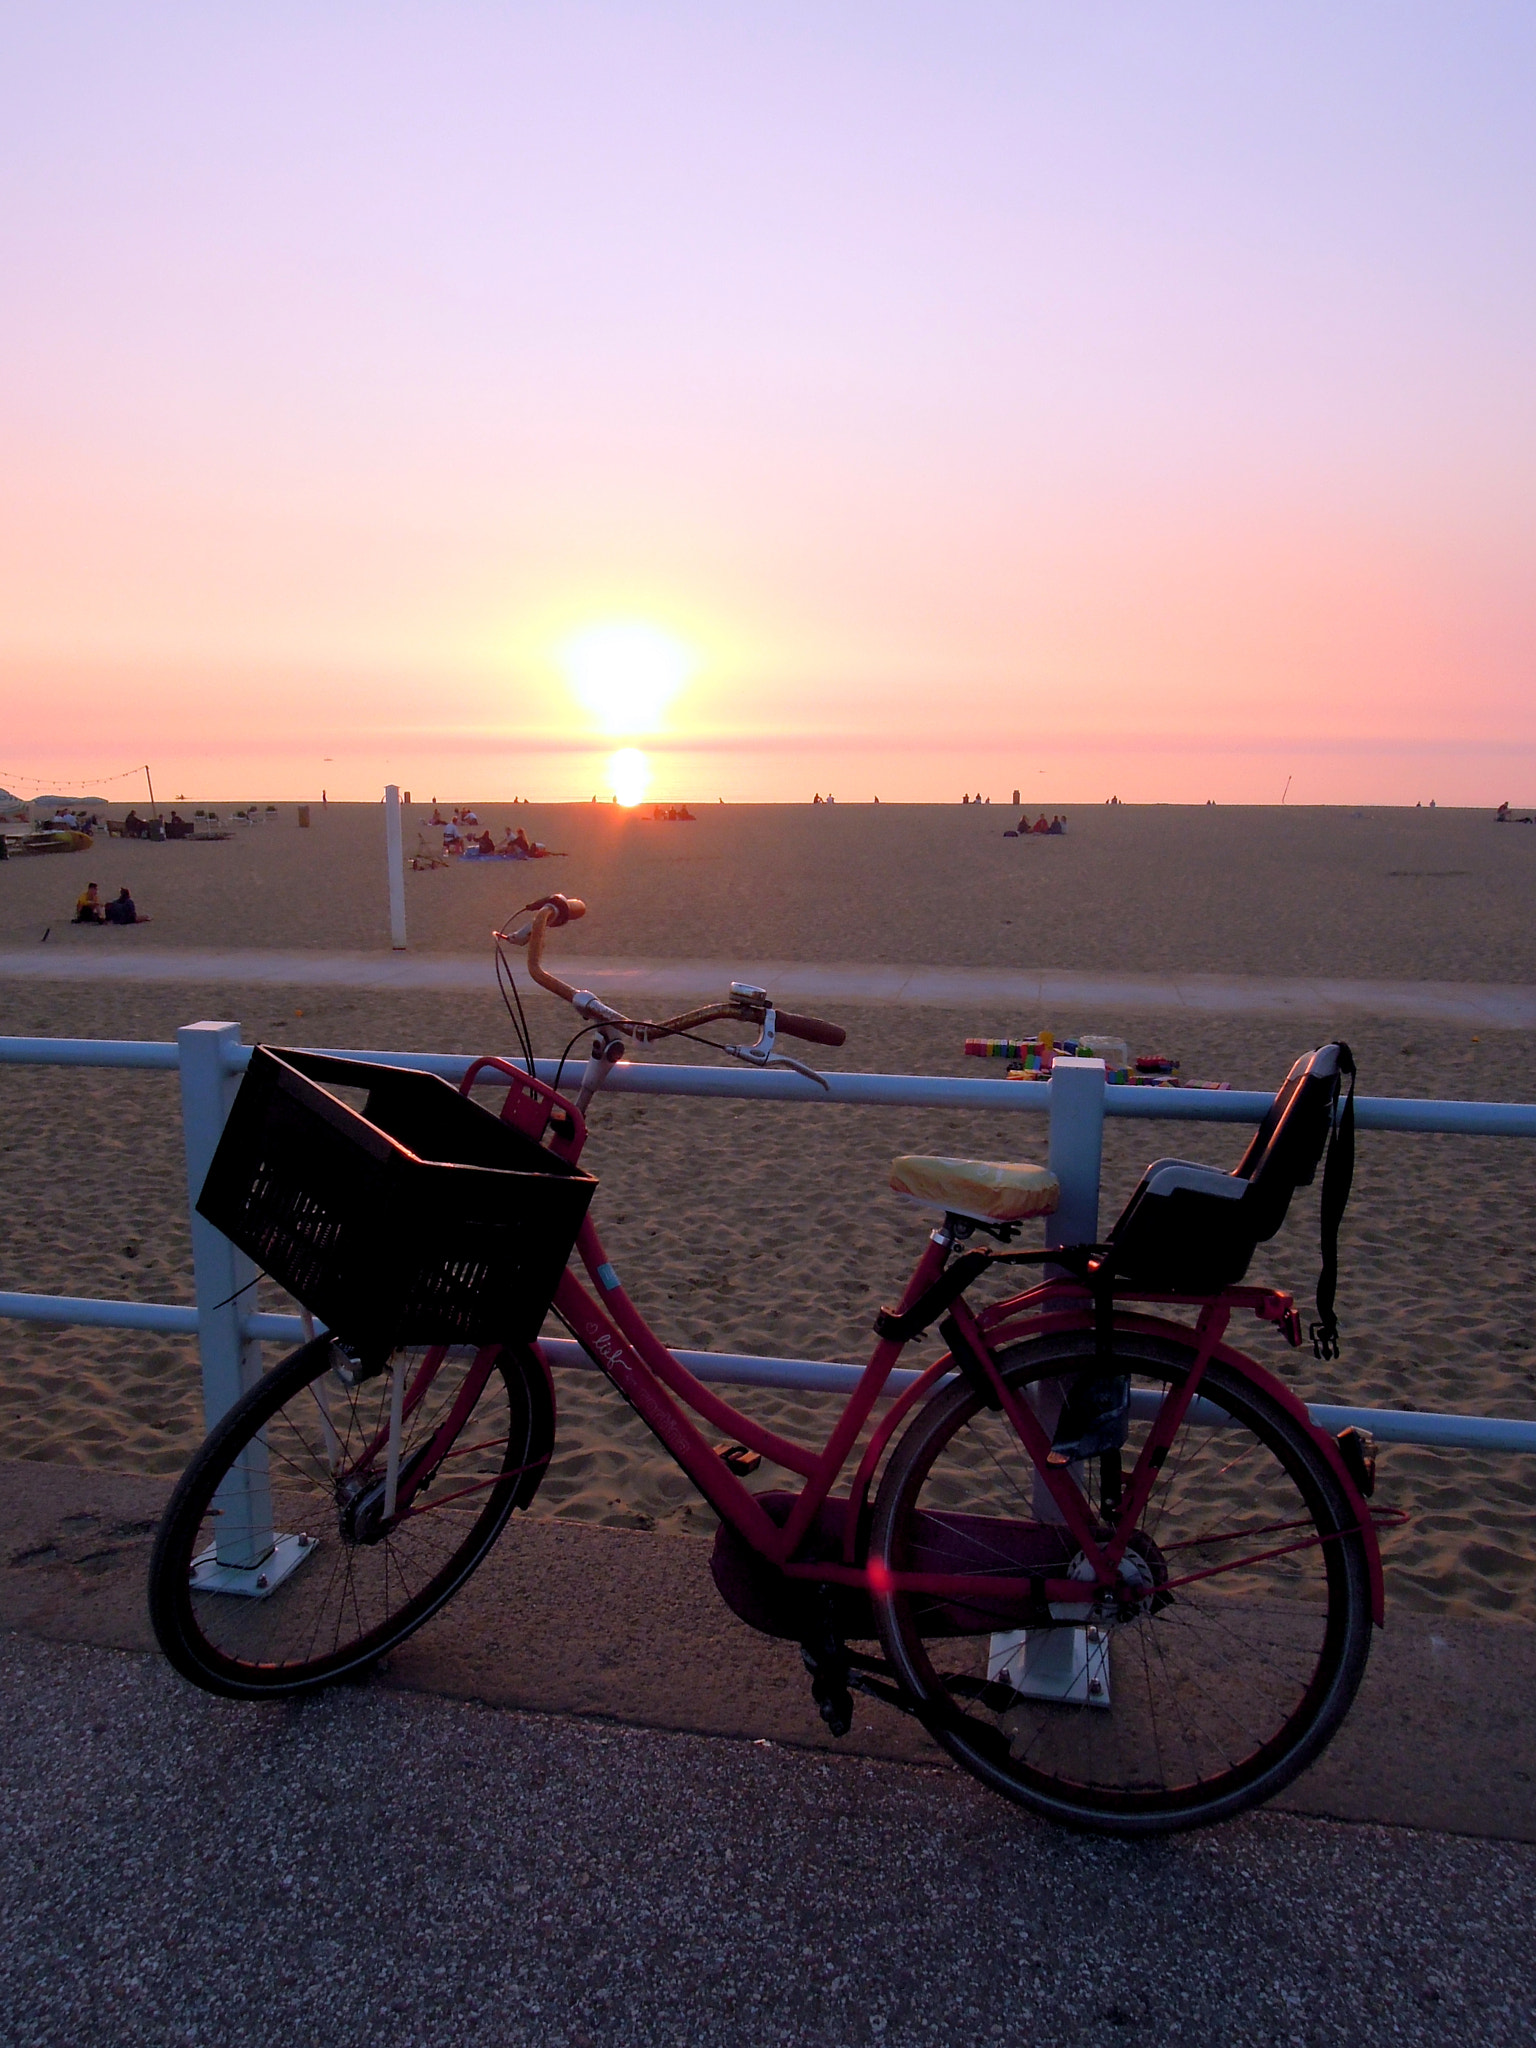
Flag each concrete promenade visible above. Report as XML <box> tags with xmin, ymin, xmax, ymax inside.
<box><xmin>3</xmin><ymin>1630</ymin><xmax>1533</xmax><ymax>2048</ymax></box>
<box><xmin>4</xmin><ymin>945</ymin><xmax>1536</xmax><ymax>1026</ymax></box>
<box><xmin>2</xmin><ymin>1462</ymin><xmax>1534</xmax><ymax>2045</ymax></box>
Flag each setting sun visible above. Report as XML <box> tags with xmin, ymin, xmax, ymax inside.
<box><xmin>609</xmin><ymin>747</ymin><xmax>650</xmax><ymax>807</ymax></box>
<box><xmin>560</xmin><ymin>622</ymin><xmax>696</xmax><ymax>737</ymax></box>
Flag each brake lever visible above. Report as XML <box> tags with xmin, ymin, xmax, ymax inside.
<box><xmin>723</xmin><ymin>1042</ymin><xmax>831</xmax><ymax>1092</ymax></box>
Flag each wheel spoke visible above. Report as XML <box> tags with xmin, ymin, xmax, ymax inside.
<box><xmin>153</xmin><ymin>1338</ymin><xmax>548</xmax><ymax>1695</ymax></box>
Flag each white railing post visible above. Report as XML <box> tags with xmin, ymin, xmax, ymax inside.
<box><xmin>1017</xmin><ymin>1052</ymin><xmax>1111</xmax><ymax>1692</ymax></box>
<box><xmin>384</xmin><ymin>784</ymin><xmax>407</xmax><ymax>951</ymax></box>
<box><xmin>178</xmin><ymin>1019</ymin><xmax>273</xmax><ymax>1566</ymax></box>
<box><xmin>1047</xmin><ymin>1056</ymin><xmax>1107</xmax><ymax>1248</ymax></box>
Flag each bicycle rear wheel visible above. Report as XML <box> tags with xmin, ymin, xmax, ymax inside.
<box><xmin>150</xmin><ymin>1333</ymin><xmax>553</xmax><ymax>1698</ymax></box>
<box><xmin>870</xmin><ymin>1329</ymin><xmax>1373</xmax><ymax>1834</ymax></box>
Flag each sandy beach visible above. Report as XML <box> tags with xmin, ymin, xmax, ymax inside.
<box><xmin>6</xmin><ymin>797</ymin><xmax>1536</xmax><ymax>981</ymax></box>
<box><xmin>2</xmin><ymin>802</ymin><xmax>1534</xmax><ymax>1625</ymax></box>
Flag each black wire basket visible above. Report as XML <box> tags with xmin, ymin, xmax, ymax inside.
<box><xmin>197</xmin><ymin>1046</ymin><xmax>597</xmax><ymax>1354</ymax></box>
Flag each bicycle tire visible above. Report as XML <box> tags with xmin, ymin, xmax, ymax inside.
<box><xmin>150</xmin><ymin>1333</ymin><xmax>553</xmax><ymax>1699</ymax></box>
<box><xmin>870</xmin><ymin>1327</ymin><xmax>1373</xmax><ymax>1835</ymax></box>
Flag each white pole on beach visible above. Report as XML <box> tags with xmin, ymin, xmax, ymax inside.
<box><xmin>384</xmin><ymin>784</ymin><xmax>407</xmax><ymax>952</ymax></box>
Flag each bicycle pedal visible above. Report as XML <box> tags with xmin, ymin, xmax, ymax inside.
<box><xmin>713</xmin><ymin>1441</ymin><xmax>761</xmax><ymax>1476</ymax></box>
<box><xmin>1336</xmin><ymin>1427</ymin><xmax>1376</xmax><ymax>1498</ymax></box>
<box><xmin>818</xmin><ymin>1693</ymin><xmax>853</xmax><ymax>1739</ymax></box>
<box><xmin>801</xmin><ymin>1643</ymin><xmax>854</xmax><ymax>1737</ymax></box>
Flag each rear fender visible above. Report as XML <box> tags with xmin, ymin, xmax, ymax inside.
<box><xmin>845</xmin><ymin>1354</ymin><xmax>956</xmax><ymax>1559</ymax></box>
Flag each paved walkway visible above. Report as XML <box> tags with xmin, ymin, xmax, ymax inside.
<box><xmin>5</xmin><ymin>1463</ymin><xmax>1535</xmax><ymax>2041</ymax></box>
<box><xmin>2</xmin><ymin>1632</ymin><xmax>1532</xmax><ymax>2048</ymax></box>
<box><xmin>8</xmin><ymin>1462</ymin><xmax>1534</xmax><ymax>1845</ymax></box>
<box><xmin>4</xmin><ymin>946</ymin><xmax>1535</xmax><ymax>1026</ymax></box>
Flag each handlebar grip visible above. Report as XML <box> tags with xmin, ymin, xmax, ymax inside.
<box><xmin>774</xmin><ymin>1009</ymin><xmax>846</xmax><ymax>1048</ymax></box>
<box><xmin>525</xmin><ymin>892</ymin><xmax>584</xmax><ymax>926</ymax></box>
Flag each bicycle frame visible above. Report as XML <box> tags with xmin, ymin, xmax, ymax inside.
<box><xmin>391</xmin><ymin>1064</ymin><xmax>1376</xmax><ymax>1622</ymax></box>
<box><xmin>365</xmin><ymin>1055</ymin><xmax>1385</xmax><ymax>1624</ymax></box>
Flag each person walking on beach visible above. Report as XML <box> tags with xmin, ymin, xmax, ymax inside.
<box><xmin>103</xmin><ymin>886</ymin><xmax>150</xmax><ymax>925</ymax></box>
<box><xmin>73</xmin><ymin>882</ymin><xmax>103</xmax><ymax>923</ymax></box>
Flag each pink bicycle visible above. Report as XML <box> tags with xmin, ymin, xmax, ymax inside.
<box><xmin>151</xmin><ymin>895</ymin><xmax>1389</xmax><ymax>1835</ymax></box>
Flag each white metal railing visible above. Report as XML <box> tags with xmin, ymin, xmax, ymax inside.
<box><xmin>1</xmin><ymin>1026</ymin><xmax>1535</xmax><ymax>1455</ymax></box>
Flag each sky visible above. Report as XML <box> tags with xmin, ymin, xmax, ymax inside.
<box><xmin>1</xmin><ymin>1</ymin><xmax>1533</xmax><ymax>805</ymax></box>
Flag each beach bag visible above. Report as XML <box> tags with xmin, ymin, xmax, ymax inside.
<box><xmin>1104</xmin><ymin>1042</ymin><xmax>1357</xmax><ymax>1354</ymax></box>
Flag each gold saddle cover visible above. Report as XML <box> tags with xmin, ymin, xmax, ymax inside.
<box><xmin>889</xmin><ymin>1155</ymin><xmax>1060</xmax><ymax>1223</ymax></box>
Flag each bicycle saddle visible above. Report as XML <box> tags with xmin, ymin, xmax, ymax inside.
<box><xmin>889</xmin><ymin>1155</ymin><xmax>1060</xmax><ymax>1224</ymax></box>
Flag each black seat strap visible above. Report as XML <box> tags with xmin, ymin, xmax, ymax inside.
<box><xmin>1310</xmin><ymin>1043</ymin><xmax>1356</xmax><ymax>1360</ymax></box>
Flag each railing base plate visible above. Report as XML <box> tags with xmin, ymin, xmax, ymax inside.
<box><xmin>990</xmin><ymin>1623</ymin><xmax>1111</xmax><ymax>1708</ymax></box>
<box><xmin>190</xmin><ymin>1531</ymin><xmax>315</xmax><ymax>1599</ymax></box>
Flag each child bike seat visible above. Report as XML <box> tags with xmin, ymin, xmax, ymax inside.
<box><xmin>890</xmin><ymin>1155</ymin><xmax>1060</xmax><ymax>1224</ymax></box>
<box><xmin>1104</xmin><ymin>1041</ymin><xmax>1355</xmax><ymax>1306</ymax></box>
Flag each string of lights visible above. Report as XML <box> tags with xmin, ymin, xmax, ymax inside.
<box><xmin>0</xmin><ymin>763</ymin><xmax>153</xmax><ymax>797</ymax></box>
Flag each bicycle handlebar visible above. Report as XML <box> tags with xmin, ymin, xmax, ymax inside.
<box><xmin>510</xmin><ymin>894</ymin><xmax>844</xmax><ymax>1053</ymax></box>
<box><xmin>521</xmin><ymin>898</ymin><xmax>590</xmax><ymax>1007</ymax></box>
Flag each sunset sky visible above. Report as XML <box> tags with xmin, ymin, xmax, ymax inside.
<box><xmin>2</xmin><ymin>3</ymin><xmax>1533</xmax><ymax>804</ymax></box>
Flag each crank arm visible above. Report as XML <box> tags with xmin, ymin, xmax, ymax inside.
<box><xmin>847</xmin><ymin>1667</ymin><xmax>917</xmax><ymax>1716</ymax></box>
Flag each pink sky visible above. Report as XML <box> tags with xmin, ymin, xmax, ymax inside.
<box><xmin>2</xmin><ymin>2</ymin><xmax>1533</xmax><ymax>804</ymax></box>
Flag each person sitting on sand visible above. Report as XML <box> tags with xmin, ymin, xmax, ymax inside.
<box><xmin>1497</xmin><ymin>801</ymin><xmax>1511</xmax><ymax>822</ymax></box>
<box><xmin>74</xmin><ymin>883</ymin><xmax>104</xmax><ymax>924</ymax></box>
<box><xmin>103</xmin><ymin>886</ymin><xmax>150</xmax><ymax>925</ymax></box>
<box><xmin>123</xmin><ymin>810</ymin><xmax>143</xmax><ymax>838</ymax></box>
<box><xmin>431</xmin><ymin>807</ymin><xmax>445</xmax><ymax>825</ymax></box>
<box><xmin>1031</xmin><ymin>814</ymin><xmax>1050</xmax><ymax>834</ymax></box>
<box><xmin>1048</xmin><ymin>815</ymin><xmax>1064</xmax><ymax>835</ymax></box>
<box><xmin>475</xmin><ymin>829</ymin><xmax>495</xmax><ymax>855</ymax></box>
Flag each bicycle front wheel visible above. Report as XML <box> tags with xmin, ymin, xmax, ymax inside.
<box><xmin>871</xmin><ymin>1329</ymin><xmax>1373</xmax><ymax>1834</ymax></box>
<box><xmin>150</xmin><ymin>1333</ymin><xmax>553</xmax><ymax>1698</ymax></box>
